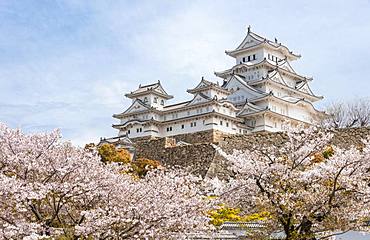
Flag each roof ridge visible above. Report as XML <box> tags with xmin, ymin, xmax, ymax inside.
<box><xmin>139</xmin><ymin>82</ymin><xmax>159</xmax><ymax>88</ymax></box>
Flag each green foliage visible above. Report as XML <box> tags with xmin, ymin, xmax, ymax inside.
<box><xmin>208</xmin><ymin>204</ymin><xmax>270</xmax><ymax>226</ymax></box>
<box><xmin>131</xmin><ymin>158</ymin><xmax>162</xmax><ymax>177</ymax></box>
<box><xmin>322</xmin><ymin>146</ymin><xmax>334</xmax><ymax>159</ymax></box>
<box><xmin>96</xmin><ymin>144</ymin><xmax>161</xmax><ymax>178</ymax></box>
<box><xmin>97</xmin><ymin>143</ymin><xmax>131</xmax><ymax>164</ymax></box>
<box><xmin>312</xmin><ymin>145</ymin><xmax>335</xmax><ymax>164</ymax></box>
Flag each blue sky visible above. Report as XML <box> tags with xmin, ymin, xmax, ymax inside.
<box><xmin>1</xmin><ymin>0</ymin><xmax>370</xmax><ymax>145</ymax></box>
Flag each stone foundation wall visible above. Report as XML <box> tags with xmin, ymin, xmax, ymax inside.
<box><xmin>134</xmin><ymin>127</ymin><xmax>370</xmax><ymax>178</ymax></box>
<box><xmin>132</xmin><ymin>130</ymin><xmax>230</xmax><ymax>145</ymax></box>
<box><xmin>135</xmin><ymin>138</ymin><xmax>216</xmax><ymax>177</ymax></box>
<box><xmin>166</xmin><ymin>130</ymin><xmax>230</xmax><ymax>144</ymax></box>
<box><xmin>218</xmin><ymin>127</ymin><xmax>370</xmax><ymax>154</ymax></box>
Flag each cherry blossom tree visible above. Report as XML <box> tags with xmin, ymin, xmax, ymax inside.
<box><xmin>0</xmin><ymin>123</ymin><xmax>211</xmax><ymax>239</ymax></box>
<box><xmin>213</xmin><ymin>125</ymin><xmax>370</xmax><ymax>240</ymax></box>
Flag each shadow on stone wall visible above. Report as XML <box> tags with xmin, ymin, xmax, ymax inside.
<box><xmin>134</xmin><ymin>127</ymin><xmax>370</xmax><ymax>179</ymax></box>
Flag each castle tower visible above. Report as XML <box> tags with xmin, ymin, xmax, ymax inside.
<box><xmin>111</xmin><ymin>27</ymin><xmax>325</xmax><ymax>142</ymax></box>
<box><xmin>215</xmin><ymin>26</ymin><xmax>324</xmax><ymax>132</ymax></box>
<box><xmin>124</xmin><ymin>80</ymin><xmax>173</xmax><ymax>110</ymax></box>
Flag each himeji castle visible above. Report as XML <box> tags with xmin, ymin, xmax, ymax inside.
<box><xmin>112</xmin><ymin>27</ymin><xmax>324</xmax><ymax>140</ymax></box>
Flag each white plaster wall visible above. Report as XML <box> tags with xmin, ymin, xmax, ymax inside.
<box><xmin>157</xmin><ymin>118</ymin><xmax>214</xmax><ymax>137</ymax></box>
<box><xmin>226</xmin><ymin>81</ymin><xmax>261</xmax><ymax>101</ymax></box>
<box><xmin>262</xmin><ymin>48</ymin><xmax>286</xmax><ymax>62</ymax></box>
<box><xmin>235</xmin><ymin>49</ymin><xmax>264</xmax><ymax>65</ymax></box>
<box><xmin>288</xmin><ymin>104</ymin><xmax>314</xmax><ymax>123</ymax></box>
<box><xmin>212</xmin><ymin>117</ymin><xmax>240</xmax><ymax>134</ymax></box>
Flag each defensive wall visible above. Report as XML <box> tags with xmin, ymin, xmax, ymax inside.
<box><xmin>133</xmin><ymin>128</ymin><xmax>370</xmax><ymax>178</ymax></box>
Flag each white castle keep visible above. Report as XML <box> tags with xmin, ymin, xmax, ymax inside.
<box><xmin>112</xmin><ymin>27</ymin><xmax>324</xmax><ymax>140</ymax></box>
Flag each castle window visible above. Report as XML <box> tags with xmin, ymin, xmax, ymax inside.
<box><xmin>166</xmin><ymin>127</ymin><xmax>173</xmax><ymax>132</ymax></box>
<box><xmin>253</xmin><ymin>54</ymin><xmax>256</xmax><ymax>60</ymax></box>
<box><xmin>160</xmin><ymin>100</ymin><xmax>164</xmax><ymax>105</ymax></box>
<box><xmin>181</xmin><ymin>124</ymin><xmax>185</xmax><ymax>129</ymax></box>
<box><xmin>128</xmin><ymin>130</ymin><xmax>131</xmax><ymax>134</ymax></box>
<box><xmin>226</xmin><ymin>122</ymin><xmax>229</xmax><ymax>127</ymax></box>
<box><xmin>154</xmin><ymin>97</ymin><xmax>158</xmax><ymax>103</ymax></box>
<box><xmin>220</xmin><ymin>120</ymin><xmax>223</xmax><ymax>126</ymax></box>
<box><xmin>268</xmin><ymin>53</ymin><xmax>271</xmax><ymax>60</ymax></box>
<box><xmin>144</xmin><ymin>97</ymin><xmax>148</xmax><ymax>103</ymax></box>
<box><xmin>248</xmin><ymin>56</ymin><xmax>251</xmax><ymax>61</ymax></box>
<box><xmin>190</xmin><ymin>122</ymin><xmax>197</xmax><ymax>127</ymax></box>
<box><xmin>243</xmin><ymin>57</ymin><xmax>245</xmax><ymax>62</ymax></box>
<box><xmin>136</xmin><ymin>128</ymin><xmax>142</xmax><ymax>133</ymax></box>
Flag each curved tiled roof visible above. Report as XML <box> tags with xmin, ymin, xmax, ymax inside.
<box><xmin>187</xmin><ymin>77</ymin><xmax>231</xmax><ymax>94</ymax></box>
<box><xmin>215</xmin><ymin>58</ymin><xmax>311</xmax><ymax>81</ymax></box>
<box><xmin>226</xmin><ymin>28</ymin><xmax>301</xmax><ymax>60</ymax></box>
<box><xmin>248</xmin><ymin>69</ymin><xmax>323</xmax><ymax>101</ymax></box>
<box><xmin>224</xmin><ymin>74</ymin><xmax>269</xmax><ymax>97</ymax></box>
<box><xmin>250</xmin><ymin>94</ymin><xmax>325</xmax><ymax>114</ymax></box>
<box><xmin>125</xmin><ymin>80</ymin><xmax>173</xmax><ymax>99</ymax></box>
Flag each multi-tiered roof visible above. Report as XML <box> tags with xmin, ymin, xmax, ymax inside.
<box><xmin>125</xmin><ymin>81</ymin><xmax>173</xmax><ymax>100</ymax></box>
<box><xmin>225</xmin><ymin>26</ymin><xmax>301</xmax><ymax>60</ymax></box>
<box><xmin>111</xmin><ymin>27</ymin><xmax>324</xmax><ymax>140</ymax></box>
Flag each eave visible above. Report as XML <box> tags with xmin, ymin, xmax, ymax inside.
<box><xmin>125</xmin><ymin>90</ymin><xmax>174</xmax><ymax>100</ymax></box>
<box><xmin>250</xmin><ymin>94</ymin><xmax>325</xmax><ymax>115</ymax></box>
<box><xmin>113</xmin><ymin>111</ymin><xmax>243</xmax><ymax>129</ymax></box>
<box><xmin>249</xmin><ymin>78</ymin><xmax>323</xmax><ymax>102</ymax></box>
<box><xmin>113</xmin><ymin>98</ymin><xmax>239</xmax><ymax>119</ymax></box>
<box><xmin>215</xmin><ymin>59</ymin><xmax>311</xmax><ymax>81</ymax></box>
<box><xmin>239</xmin><ymin>109</ymin><xmax>315</xmax><ymax>124</ymax></box>
<box><xmin>226</xmin><ymin>41</ymin><xmax>300</xmax><ymax>61</ymax></box>
<box><xmin>187</xmin><ymin>85</ymin><xmax>231</xmax><ymax>95</ymax></box>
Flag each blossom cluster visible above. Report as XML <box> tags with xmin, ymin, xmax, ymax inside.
<box><xmin>0</xmin><ymin>123</ymin><xmax>211</xmax><ymax>239</ymax></box>
<box><xmin>213</xmin><ymin>125</ymin><xmax>370</xmax><ymax>239</ymax></box>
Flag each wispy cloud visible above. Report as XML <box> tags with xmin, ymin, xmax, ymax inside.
<box><xmin>1</xmin><ymin>0</ymin><xmax>370</xmax><ymax>145</ymax></box>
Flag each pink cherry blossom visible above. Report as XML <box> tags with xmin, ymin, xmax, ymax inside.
<box><xmin>0</xmin><ymin>123</ymin><xmax>212</xmax><ymax>239</ymax></box>
<box><xmin>212</xmin><ymin>124</ymin><xmax>370</xmax><ymax>239</ymax></box>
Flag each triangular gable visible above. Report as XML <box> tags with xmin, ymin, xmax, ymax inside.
<box><xmin>191</xmin><ymin>79</ymin><xmax>212</xmax><ymax>90</ymax></box>
<box><xmin>186</xmin><ymin>93</ymin><xmax>211</xmax><ymax>106</ymax></box>
<box><xmin>268</xmin><ymin>70</ymin><xmax>285</xmax><ymax>85</ymax></box>
<box><xmin>225</xmin><ymin>75</ymin><xmax>266</xmax><ymax>100</ymax></box>
<box><xmin>131</xmin><ymin>82</ymin><xmax>171</xmax><ymax>98</ymax></box>
<box><xmin>277</xmin><ymin>59</ymin><xmax>296</xmax><ymax>73</ymax></box>
<box><xmin>237</xmin><ymin>102</ymin><xmax>263</xmax><ymax>116</ymax></box>
<box><xmin>123</xmin><ymin>99</ymin><xmax>151</xmax><ymax>114</ymax></box>
<box><xmin>152</xmin><ymin>83</ymin><xmax>170</xmax><ymax>96</ymax></box>
<box><xmin>296</xmin><ymin>82</ymin><xmax>315</xmax><ymax>96</ymax></box>
<box><xmin>235</xmin><ymin>33</ymin><xmax>264</xmax><ymax>50</ymax></box>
